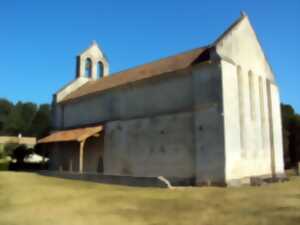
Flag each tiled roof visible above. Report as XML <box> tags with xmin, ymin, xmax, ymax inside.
<box><xmin>61</xmin><ymin>46</ymin><xmax>210</xmax><ymax>103</ymax></box>
<box><xmin>38</xmin><ymin>125</ymin><xmax>103</xmax><ymax>143</ymax></box>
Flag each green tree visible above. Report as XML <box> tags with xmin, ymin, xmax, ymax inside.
<box><xmin>0</xmin><ymin>98</ymin><xmax>13</xmax><ymax>134</ymax></box>
<box><xmin>281</xmin><ymin>104</ymin><xmax>294</xmax><ymax>167</ymax></box>
<box><xmin>3</xmin><ymin>101</ymin><xmax>37</xmax><ymax>136</ymax></box>
<box><xmin>30</xmin><ymin>104</ymin><xmax>51</xmax><ymax>138</ymax></box>
<box><xmin>3</xmin><ymin>102</ymin><xmax>25</xmax><ymax>136</ymax></box>
<box><xmin>21</xmin><ymin>102</ymin><xmax>38</xmax><ymax>135</ymax></box>
<box><xmin>281</xmin><ymin>103</ymin><xmax>300</xmax><ymax>168</ymax></box>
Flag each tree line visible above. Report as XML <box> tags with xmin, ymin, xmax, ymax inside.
<box><xmin>281</xmin><ymin>104</ymin><xmax>300</xmax><ymax>168</ymax></box>
<box><xmin>0</xmin><ymin>98</ymin><xmax>51</xmax><ymax>138</ymax></box>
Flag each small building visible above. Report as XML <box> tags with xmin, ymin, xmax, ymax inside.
<box><xmin>39</xmin><ymin>13</ymin><xmax>285</xmax><ymax>186</ymax></box>
<box><xmin>0</xmin><ymin>135</ymin><xmax>37</xmax><ymax>163</ymax></box>
<box><xmin>0</xmin><ymin>136</ymin><xmax>36</xmax><ymax>148</ymax></box>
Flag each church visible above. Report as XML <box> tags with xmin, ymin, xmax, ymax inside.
<box><xmin>39</xmin><ymin>13</ymin><xmax>285</xmax><ymax>186</ymax></box>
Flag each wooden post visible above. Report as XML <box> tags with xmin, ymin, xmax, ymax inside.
<box><xmin>79</xmin><ymin>140</ymin><xmax>86</xmax><ymax>173</ymax></box>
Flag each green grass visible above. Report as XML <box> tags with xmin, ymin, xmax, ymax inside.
<box><xmin>0</xmin><ymin>172</ymin><xmax>300</xmax><ymax>225</ymax></box>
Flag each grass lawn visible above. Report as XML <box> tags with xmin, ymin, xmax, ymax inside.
<box><xmin>0</xmin><ymin>172</ymin><xmax>300</xmax><ymax>225</ymax></box>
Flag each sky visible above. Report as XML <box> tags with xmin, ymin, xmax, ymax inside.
<box><xmin>0</xmin><ymin>0</ymin><xmax>299</xmax><ymax>111</ymax></box>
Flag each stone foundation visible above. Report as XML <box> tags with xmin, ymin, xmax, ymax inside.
<box><xmin>227</xmin><ymin>173</ymin><xmax>288</xmax><ymax>187</ymax></box>
<box><xmin>39</xmin><ymin>171</ymin><xmax>194</xmax><ymax>188</ymax></box>
<box><xmin>39</xmin><ymin>171</ymin><xmax>287</xmax><ymax>188</ymax></box>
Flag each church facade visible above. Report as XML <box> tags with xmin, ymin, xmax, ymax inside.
<box><xmin>39</xmin><ymin>14</ymin><xmax>285</xmax><ymax>186</ymax></box>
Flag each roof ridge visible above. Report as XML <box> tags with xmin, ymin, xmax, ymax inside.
<box><xmin>213</xmin><ymin>13</ymin><xmax>248</xmax><ymax>45</ymax></box>
<box><xmin>111</xmin><ymin>45</ymin><xmax>210</xmax><ymax>77</ymax></box>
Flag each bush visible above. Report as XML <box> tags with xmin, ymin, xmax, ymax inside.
<box><xmin>0</xmin><ymin>159</ymin><xmax>9</xmax><ymax>171</ymax></box>
<box><xmin>0</xmin><ymin>144</ymin><xmax>4</xmax><ymax>158</ymax></box>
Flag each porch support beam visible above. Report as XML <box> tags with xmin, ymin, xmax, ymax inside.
<box><xmin>79</xmin><ymin>139</ymin><xmax>86</xmax><ymax>173</ymax></box>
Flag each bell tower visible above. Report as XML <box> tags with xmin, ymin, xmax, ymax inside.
<box><xmin>76</xmin><ymin>41</ymin><xmax>109</xmax><ymax>79</ymax></box>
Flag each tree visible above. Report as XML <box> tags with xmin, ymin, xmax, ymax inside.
<box><xmin>281</xmin><ymin>103</ymin><xmax>300</xmax><ymax>168</ymax></box>
<box><xmin>21</xmin><ymin>102</ymin><xmax>38</xmax><ymax>135</ymax></box>
<box><xmin>281</xmin><ymin>104</ymin><xmax>294</xmax><ymax>167</ymax></box>
<box><xmin>3</xmin><ymin>101</ymin><xmax>38</xmax><ymax>136</ymax></box>
<box><xmin>0</xmin><ymin>99</ymin><xmax>51</xmax><ymax>138</ymax></box>
<box><xmin>0</xmin><ymin>98</ymin><xmax>13</xmax><ymax>134</ymax></box>
<box><xmin>12</xmin><ymin>145</ymin><xmax>30</xmax><ymax>163</ymax></box>
<box><xmin>30</xmin><ymin>104</ymin><xmax>51</xmax><ymax>138</ymax></box>
<box><xmin>3</xmin><ymin>102</ymin><xmax>25</xmax><ymax>136</ymax></box>
<box><xmin>0</xmin><ymin>98</ymin><xmax>52</xmax><ymax>163</ymax></box>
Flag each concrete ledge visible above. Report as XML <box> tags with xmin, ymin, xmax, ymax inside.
<box><xmin>38</xmin><ymin>171</ymin><xmax>194</xmax><ymax>188</ymax></box>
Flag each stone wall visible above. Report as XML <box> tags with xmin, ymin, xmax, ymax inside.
<box><xmin>192</xmin><ymin>64</ymin><xmax>225</xmax><ymax>185</ymax></box>
<box><xmin>104</xmin><ymin>112</ymin><xmax>195</xmax><ymax>178</ymax></box>
<box><xmin>221</xmin><ymin>60</ymin><xmax>274</xmax><ymax>181</ymax></box>
<box><xmin>62</xmin><ymin>69</ymin><xmax>193</xmax><ymax>128</ymax></box>
<box><xmin>216</xmin><ymin>16</ymin><xmax>285</xmax><ymax>182</ymax></box>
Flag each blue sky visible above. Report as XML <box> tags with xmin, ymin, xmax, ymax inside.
<box><xmin>0</xmin><ymin>0</ymin><xmax>299</xmax><ymax>111</ymax></box>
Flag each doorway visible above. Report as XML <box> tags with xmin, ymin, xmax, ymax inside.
<box><xmin>83</xmin><ymin>134</ymin><xmax>105</xmax><ymax>173</ymax></box>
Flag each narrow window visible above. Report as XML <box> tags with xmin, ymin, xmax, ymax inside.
<box><xmin>237</xmin><ymin>66</ymin><xmax>245</xmax><ymax>151</ymax></box>
<box><xmin>248</xmin><ymin>71</ymin><xmax>256</xmax><ymax>121</ymax></box>
<box><xmin>97</xmin><ymin>61</ymin><xmax>104</xmax><ymax>78</ymax></box>
<box><xmin>259</xmin><ymin>76</ymin><xmax>266</xmax><ymax>148</ymax></box>
<box><xmin>85</xmin><ymin>58</ymin><xmax>92</xmax><ymax>77</ymax></box>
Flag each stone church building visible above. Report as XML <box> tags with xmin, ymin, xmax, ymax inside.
<box><xmin>39</xmin><ymin>13</ymin><xmax>285</xmax><ymax>186</ymax></box>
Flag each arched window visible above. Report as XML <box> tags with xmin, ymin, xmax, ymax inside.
<box><xmin>85</xmin><ymin>58</ymin><xmax>92</xmax><ymax>77</ymax></box>
<box><xmin>97</xmin><ymin>61</ymin><xmax>104</xmax><ymax>78</ymax></box>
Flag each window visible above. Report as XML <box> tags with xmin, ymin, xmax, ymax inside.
<box><xmin>85</xmin><ymin>58</ymin><xmax>92</xmax><ymax>77</ymax></box>
<box><xmin>97</xmin><ymin>61</ymin><xmax>104</xmax><ymax>78</ymax></box>
<box><xmin>248</xmin><ymin>70</ymin><xmax>256</xmax><ymax>121</ymax></box>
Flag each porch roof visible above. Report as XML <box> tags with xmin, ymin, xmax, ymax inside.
<box><xmin>38</xmin><ymin>125</ymin><xmax>103</xmax><ymax>144</ymax></box>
